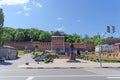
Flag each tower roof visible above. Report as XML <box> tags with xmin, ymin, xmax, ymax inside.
<box><xmin>53</xmin><ymin>31</ymin><xmax>61</xmax><ymax>36</ymax></box>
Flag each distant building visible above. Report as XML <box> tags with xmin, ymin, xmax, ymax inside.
<box><xmin>107</xmin><ymin>38</ymin><xmax>120</xmax><ymax>45</ymax></box>
<box><xmin>5</xmin><ymin>31</ymin><xmax>95</xmax><ymax>52</ymax></box>
<box><xmin>113</xmin><ymin>43</ymin><xmax>120</xmax><ymax>53</ymax></box>
<box><xmin>0</xmin><ymin>45</ymin><xmax>18</xmax><ymax>60</ymax></box>
<box><xmin>95</xmin><ymin>44</ymin><xmax>113</xmax><ymax>53</ymax></box>
<box><xmin>94</xmin><ymin>43</ymin><xmax>120</xmax><ymax>59</ymax></box>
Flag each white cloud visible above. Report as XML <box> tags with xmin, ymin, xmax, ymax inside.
<box><xmin>0</xmin><ymin>0</ymin><xmax>29</xmax><ymax>6</ymax></box>
<box><xmin>55</xmin><ymin>27</ymin><xmax>65</xmax><ymax>31</ymax></box>
<box><xmin>32</xmin><ymin>1</ymin><xmax>42</xmax><ymax>8</ymax></box>
<box><xmin>24</xmin><ymin>13</ymin><xmax>29</xmax><ymax>16</ymax></box>
<box><xmin>23</xmin><ymin>6</ymin><xmax>31</xmax><ymax>11</ymax></box>
<box><xmin>0</xmin><ymin>0</ymin><xmax>43</xmax><ymax>17</ymax></box>
<box><xmin>57</xmin><ymin>17</ymin><xmax>63</xmax><ymax>21</ymax></box>
<box><xmin>36</xmin><ymin>3</ymin><xmax>42</xmax><ymax>8</ymax></box>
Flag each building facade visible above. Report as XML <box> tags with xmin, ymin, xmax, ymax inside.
<box><xmin>95</xmin><ymin>43</ymin><xmax>120</xmax><ymax>59</ymax></box>
<box><xmin>95</xmin><ymin>44</ymin><xmax>113</xmax><ymax>53</ymax></box>
<box><xmin>107</xmin><ymin>38</ymin><xmax>120</xmax><ymax>45</ymax></box>
<box><xmin>0</xmin><ymin>45</ymin><xmax>18</xmax><ymax>60</ymax></box>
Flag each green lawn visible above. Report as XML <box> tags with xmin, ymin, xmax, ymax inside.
<box><xmin>18</xmin><ymin>50</ymin><xmax>24</xmax><ymax>56</ymax></box>
<box><xmin>88</xmin><ymin>57</ymin><xmax>120</xmax><ymax>63</ymax></box>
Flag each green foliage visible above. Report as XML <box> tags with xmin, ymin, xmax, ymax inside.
<box><xmin>15</xmin><ymin>32</ymin><xmax>25</xmax><ymax>42</ymax></box>
<box><xmin>0</xmin><ymin>8</ymin><xmax>4</xmax><ymax>28</ymax></box>
<box><xmin>28</xmin><ymin>28</ymin><xmax>39</xmax><ymax>42</ymax></box>
<box><xmin>39</xmin><ymin>31</ymin><xmax>51</xmax><ymax>42</ymax></box>
<box><xmin>34</xmin><ymin>51</ymin><xmax>43</xmax><ymax>56</ymax></box>
<box><xmin>2</xmin><ymin>26</ymin><xmax>109</xmax><ymax>45</ymax></box>
<box><xmin>18</xmin><ymin>50</ymin><xmax>24</xmax><ymax>56</ymax></box>
<box><xmin>0</xmin><ymin>8</ymin><xmax>4</xmax><ymax>46</ymax></box>
<box><xmin>101</xmin><ymin>58</ymin><xmax>120</xmax><ymax>63</ymax></box>
<box><xmin>89</xmin><ymin>58</ymin><xmax>120</xmax><ymax>63</ymax></box>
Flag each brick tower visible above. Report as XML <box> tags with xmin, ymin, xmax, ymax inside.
<box><xmin>51</xmin><ymin>31</ymin><xmax>65</xmax><ymax>52</ymax></box>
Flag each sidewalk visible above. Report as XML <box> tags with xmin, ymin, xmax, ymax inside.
<box><xmin>18</xmin><ymin>59</ymin><xmax>120</xmax><ymax>69</ymax></box>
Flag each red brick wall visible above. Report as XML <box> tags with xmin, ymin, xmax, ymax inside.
<box><xmin>5</xmin><ymin>42</ymin><xmax>34</xmax><ymax>50</ymax></box>
<box><xmin>51</xmin><ymin>36</ymin><xmax>64</xmax><ymax>51</ymax></box>
<box><xmin>31</xmin><ymin>42</ymin><xmax>51</xmax><ymax>51</ymax></box>
<box><xmin>4</xmin><ymin>41</ymin><xmax>95</xmax><ymax>52</ymax></box>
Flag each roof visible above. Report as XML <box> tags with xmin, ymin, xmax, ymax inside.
<box><xmin>114</xmin><ymin>43</ymin><xmax>120</xmax><ymax>45</ymax></box>
<box><xmin>53</xmin><ymin>31</ymin><xmax>61</xmax><ymax>36</ymax></box>
<box><xmin>0</xmin><ymin>45</ymin><xmax>17</xmax><ymax>50</ymax></box>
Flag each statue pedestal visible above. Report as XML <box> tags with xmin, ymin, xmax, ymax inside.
<box><xmin>67</xmin><ymin>60</ymin><xmax>80</xmax><ymax>63</ymax></box>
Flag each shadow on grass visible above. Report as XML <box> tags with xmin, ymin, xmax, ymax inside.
<box><xmin>0</xmin><ymin>61</ymin><xmax>13</xmax><ymax>65</ymax></box>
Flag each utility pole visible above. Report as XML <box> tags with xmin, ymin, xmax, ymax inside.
<box><xmin>98</xmin><ymin>33</ymin><xmax>102</xmax><ymax>67</ymax></box>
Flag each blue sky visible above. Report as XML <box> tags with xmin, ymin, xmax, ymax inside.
<box><xmin>0</xmin><ymin>0</ymin><xmax>120</xmax><ymax>37</ymax></box>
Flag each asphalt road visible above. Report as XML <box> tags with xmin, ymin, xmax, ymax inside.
<box><xmin>0</xmin><ymin>68</ymin><xmax>120</xmax><ymax>80</ymax></box>
<box><xmin>0</xmin><ymin>54</ymin><xmax>120</xmax><ymax>80</ymax></box>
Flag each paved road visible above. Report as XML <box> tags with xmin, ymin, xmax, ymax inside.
<box><xmin>1</xmin><ymin>54</ymin><xmax>120</xmax><ymax>80</ymax></box>
<box><xmin>0</xmin><ymin>68</ymin><xmax>120</xmax><ymax>80</ymax></box>
<box><xmin>0</xmin><ymin>54</ymin><xmax>35</xmax><ymax>69</ymax></box>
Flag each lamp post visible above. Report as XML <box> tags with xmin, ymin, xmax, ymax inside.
<box><xmin>96</xmin><ymin>25</ymin><xmax>115</xmax><ymax>67</ymax></box>
<box><xmin>25</xmin><ymin>46</ymin><xmax>29</xmax><ymax>65</ymax></box>
<box><xmin>98</xmin><ymin>32</ymin><xmax>106</xmax><ymax>67</ymax></box>
<box><xmin>98</xmin><ymin>33</ymin><xmax>102</xmax><ymax>67</ymax></box>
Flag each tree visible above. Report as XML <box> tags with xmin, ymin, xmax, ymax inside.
<box><xmin>15</xmin><ymin>32</ymin><xmax>25</xmax><ymax>42</ymax></box>
<box><xmin>66</xmin><ymin>35</ymin><xmax>74</xmax><ymax>43</ymax></box>
<box><xmin>83</xmin><ymin>34</ymin><xmax>91</xmax><ymax>42</ymax></box>
<box><xmin>28</xmin><ymin>28</ymin><xmax>39</xmax><ymax>42</ymax></box>
<box><xmin>72</xmin><ymin>33</ymin><xmax>82</xmax><ymax>43</ymax></box>
<box><xmin>39</xmin><ymin>31</ymin><xmax>51</xmax><ymax>42</ymax></box>
<box><xmin>0</xmin><ymin>8</ymin><xmax>4</xmax><ymax>46</ymax></box>
<box><xmin>23</xmin><ymin>29</ymin><xmax>31</xmax><ymax>41</ymax></box>
<box><xmin>2</xmin><ymin>32</ymin><xmax>12</xmax><ymax>42</ymax></box>
<box><xmin>93</xmin><ymin>35</ymin><xmax>99</xmax><ymax>45</ymax></box>
<box><xmin>100</xmin><ymin>38</ymin><xmax>107</xmax><ymax>45</ymax></box>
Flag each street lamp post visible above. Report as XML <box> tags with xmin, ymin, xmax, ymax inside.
<box><xmin>96</xmin><ymin>25</ymin><xmax>115</xmax><ymax>67</ymax></box>
<box><xmin>25</xmin><ymin>46</ymin><xmax>29</xmax><ymax>65</ymax></box>
<box><xmin>98</xmin><ymin>33</ymin><xmax>102</xmax><ymax>67</ymax></box>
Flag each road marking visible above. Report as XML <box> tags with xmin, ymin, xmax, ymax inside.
<box><xmin>107</xmin><ymin>77</ymin><xmax>120</xmax><ymax>79</ymax></box>
<box><xmin>26</xmin><ymin>76</ymin><xmax>34</xmax><ymax>80</ymax></box>
<box><xmin>1</xmin><ymin>75</ymin><xmax>120</xmax><ymax>78</ymax></box>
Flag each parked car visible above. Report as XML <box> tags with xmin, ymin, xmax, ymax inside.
<box><xmin>34</xmin><ymin>56</ymin><xmax>46</xmax><ymax>62</ymax></box>
<box><xmin>0</xmin><ymin>57</ymin><xmax>5</xmax><ymax>62</ymax></box>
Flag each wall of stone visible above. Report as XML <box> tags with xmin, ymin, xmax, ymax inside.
<box><xmin>5</xmin><ymin>42</ymin><xmax>34</xmax><ymax>50</ymax></box>
<box><xmin>4</xmin><ymin>42</ymin><xmax>95</xmax><ymax>52</ymax></box>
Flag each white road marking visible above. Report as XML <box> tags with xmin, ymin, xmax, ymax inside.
<box><xmin>26</xmin><ymin>76</ymin><xmax>34</xmax><ymax>80</ymax></box>
<box><xmin>0</xmin><ymin>75</ymin><xmax>120</xmax><ymax>78</ymax></box>
<box><xmin>107</xmin><ymin>77</ymin><xmax>120</xmax><ymax>79</ymax></box>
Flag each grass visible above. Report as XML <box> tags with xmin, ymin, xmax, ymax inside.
<box><xmin>18</xmin><ymin>50</ymin><xmax>24</xmax><ymax>56</ymax></box>
<box><xmin>48</xmin><ymin>52</ymin><xmax>56</xmax><ymax>55</ymax></box>
<box><xmin>34</xmin><ymin>51</ymin><xmax>43</xmax><ymax>56</ymax></box>
<box><xmin>101</xmin><ymin>58</ymin><xmax>120</xmax><ymax>63</ymax></box>
<box><xmin>88</xmin><ymin>57</ymin><xmax>120</xmax><ymax>63</ymax></box>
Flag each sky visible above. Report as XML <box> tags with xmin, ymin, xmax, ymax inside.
<box><xmin>0</xmin><ymin>0</ymin><xmax>120</xmax><ymax>37</ymax></box>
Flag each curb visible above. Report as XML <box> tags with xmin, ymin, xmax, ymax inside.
<box><xmin>19</xmin><ymin>66</ymin><xmax>84</xmax><ymax>69</ymax></box>
<box><xmin>18</xmin><ymin>66</ymin><xmax>120</xmax><ymax>69</ymax></box>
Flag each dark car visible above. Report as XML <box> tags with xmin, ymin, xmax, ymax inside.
<box><xmin>0</xmin><ymin>57</ymin><xmax>5</xmax><ymax>62</ymax></box>
<box><xmin>34</xmin><ymin>56</ymin><xmax>46</xmax><ymax>62</ymax></box>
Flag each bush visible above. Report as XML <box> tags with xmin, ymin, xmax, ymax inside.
<box><xmin>45</xmin><ymin>54</ymin><xmax>59</xmax><ymax>59</ymax></box>
<box><xmin>101</xmin><ymin>58</ymin><xmax>120</xmax><ymax>63</ymax></box>
<box><xmin>88</xmin><ymin>58</ymin><xmax>120</xmax><ymax>63</ymax></box>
